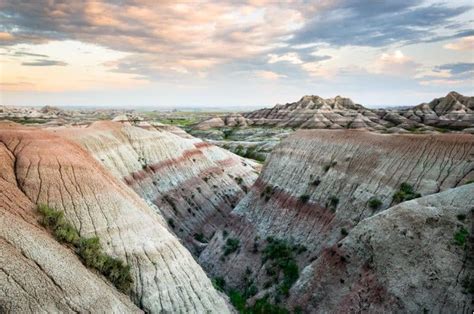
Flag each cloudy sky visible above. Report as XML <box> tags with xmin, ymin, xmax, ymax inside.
<box><xmin>0</xmin><ymin>0</ymin><xmax>473</xmax><ymax>108</ymax></box>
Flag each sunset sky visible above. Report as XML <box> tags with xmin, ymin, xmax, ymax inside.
<box><xmin>1</xmin><ymin>0</ymin><xmax>473</xmax><ymax>108</ymax></box>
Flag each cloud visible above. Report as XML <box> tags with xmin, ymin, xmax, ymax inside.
<box><xmin>443</xmin><ymin>36</ymin><xmax>474</xmax><ymax>51</ymax></box>
<box><xmin>291</xmin><ymin>1</ymin><xmax>471</xmax><ymax>47</ymax></box>
<box><xmin>0</xmin><ymin>32</ymin><xmax>14</xmax><ymax>41</ymax></box>
<box><xmin>255</xmin><ymin>70</ymin><xmax>286</xmax><ymax>80</ymax></box>
<box><xmin>418</xmin><ymin>62</ymin><xmax>474</xmax><ymax>86</ymax></box>
<box><xmin>0</xmin><ymin>0</ymin><xmax>303</xmax><ymax>77</ymax></box>
<box><xmin>372</xmin><ymin>50</ymin><xmax>420</xmax><ymax>76</ymax></box>
<box><xmin>21</xmin><ymin>59</ymin><xmax>67</xmax><ymax>66</ymax></box>
<box><xmin>435</xmin><ymin>62</ymin><xmax>474</xmax><ymax>75</ymax></box>
<box><xmin>268</xmin><ymin>52</ymin><xmax>303</xmax><ymax>64</ymax></box>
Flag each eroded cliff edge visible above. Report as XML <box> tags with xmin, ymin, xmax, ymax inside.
<box><xmin>0</xmin><ymin>122</ymin><xmax>232</xmax><ymax>313</ymax></box>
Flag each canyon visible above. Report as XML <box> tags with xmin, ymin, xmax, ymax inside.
<box><xmin>0</xmin><ymin>92</ymin><xmax>473</xmax><ymax>313</ymax></box>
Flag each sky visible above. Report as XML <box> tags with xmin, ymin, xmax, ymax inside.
<box><xmin>0</xmin><ymin>0</ymin><xmax>473</xmax><ymax>109</ymax></box>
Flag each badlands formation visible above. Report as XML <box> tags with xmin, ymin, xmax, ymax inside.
<box><xmin>0</xmin><ymin>121</ymin><xmax>237</xmax><ymax>313</ymax></box>
<box><xmin>188</xmin><ymin>91</ymin><xmax>474</xmax><ymax>162</ymax></box>
<box><xmin>0</xmin><ymin>93</ymin><xmax>473</xmax><ymax>313</ymax></box>
<box><xmin>199</xmin><ymin>130</ymin><xmax>474</xmax><ymax>312</ymax></box>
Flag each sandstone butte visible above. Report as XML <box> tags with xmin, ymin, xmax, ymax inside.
<box><xmin>0</xmin><ymin>121</ymin><xmax>234</xmax><ymax>313</ymax></box>
<box><xmin>199</xmin><ymin>129</ymin><xmax>474</xmax><ymax>312</ymax></box>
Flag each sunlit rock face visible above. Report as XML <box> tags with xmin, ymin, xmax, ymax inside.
<box><xmin>0</xmin><ymin>122</ymin><xmax>232</xmax><ymax>313</ymax></box>
<box><xmin>60</xmin><ymin>121</ymin><xmax>260</xmax><ymax>254</ymax></box>
<box><xmin>289</xmin><ymin>184</ymin><xmax>473</xmax><ymax>313</ymax></box>
<box><xmin>0</xmin><ymin>141</ymin><xmax>141</xmax><ymax>313</ymax></box>
<box><xmin>199</xmin><ymin>129</ymin><xmax>473</xmax><ymax>311</ymax></box>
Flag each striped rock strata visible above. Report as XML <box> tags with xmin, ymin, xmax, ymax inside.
<box><xmin>0</xmin><ymin>122</ymin><xmax>232</xmax><ymax>313</ymax></box>
<box><xmin>199</xmin><ymin>129</ymin><xmax>474</xmax><ymax>309</ymax></box>
<box><xmin>199</xmin><ymin>91</ymin><xmax>473</xmax><ymax>133</ymax></box>
<box><xmin>0</xmin><ymin>144</ymin><xmax>140</xmax><ymax>313</ymax></box>
<box><xmin>289</xmin><ymin>184</ymin><xmax>473</xmax><ymax>313</ymax></box>
<box><xmin>59</xmin><ymin>121</ymin><xmax>259</xmax><ymax>253</ymax></box>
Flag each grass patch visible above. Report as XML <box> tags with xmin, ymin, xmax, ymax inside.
<box><xmin>37</xmin><ymin>204</ymin><xmax>133</xmax><ymax>293</ymax></box>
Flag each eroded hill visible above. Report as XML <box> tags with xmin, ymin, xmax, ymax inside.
<box><xmin>0</xmin><ymin>122</ymin><xmax>233</xmax><ymax>313</ymax></box>
<box><xmin>57</xmin><ymin>121</ymin><xmax>260</xmax><ymax>254</ymax></box>
<box><xmin>198</xmin><ymin>129</ymin><xmax>474</xmax><ymax>312</ymax></box>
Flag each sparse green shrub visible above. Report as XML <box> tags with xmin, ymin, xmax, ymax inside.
<box><xmin>392</xmin><ymin>182</ymin><xmax>421</xmax><ymax>204</ymax></box>
<box><xmin>212</xmin><ymin>276</ymin><xmax>226</xmax><ymax>292</ymax></box>
<box><xmin>235</xmin><ymin>177</ymin><xmax>243</xmax><ymax>185</ymax></box>
<box><xmin>262</xmin><ymin>237</ymin><xmax>300</xmax><ymax>297</ymax></box>
<box><xmin>461</xmin><ymin>275</ymin><xmax>474</xmax><ymax>294</ymax></box>
<box><xmin>326</xmin><ymin>195</ymin><xmax>339</xmax><ymax>211</ymax></box>
<box><xmin>229</xmin><ymin>290</ymin><xmax>246</xmax><ymax>312</ymax></box>
<box><xmin>454</xmin><ymin>226</ymin><xmax>469</xmax><ymax>247</ymax></box>
<box><xmin>167</xmin><ymin>218</ymin><xmax>176</xmax><ymax>229</ymax></box>
<box><xmin>341</xmin><ymin>228</ymin><xmax>348</xmax><ymax>236</ymax></box>
<box><xmin>223</xmin><ymin>238</ymin><xmax>240</xmax><ymax>256</ymax></box>
<box><xmin>222</xmin><ymin>229</ymin><xmax>229</xmax><ymax>238</ymax></box>
<box><xmin>54</xmin><ymin>222</ymin><xmax>80</xmax><ymax>244</ymax></box>
<box><xmin>194</xmin><ymin>233</ymin><xmax>207</xmax><ymax>243</ymax></box>
<box><xmin>368</xmin><ymin>197</ymin><xmax>382</xmax><ymax>210</ymax></box>
<box><xmin>456</xmin><ymin>214</ymin><xmax>466</xmax><ymax>221</ymax></box>
<box><xmin>261</xmin><ymin>185</ymin><xmax>274</xmax><ymax>202</ymax></box>
<box><xmin>37</xmin><ymin>204</ymin><xmax>133</xmax><ymax>293</ymax></box>
<box><xmin>312</xmin><ymin>178</ymin><xmax>321</xmax><ymax>186</ymax></box>
<box><xmin>249</xmin><ymin>297</ymin><xmax>289</xmax><ymax>314</ymax></box>
<box><xmin>299</xmin><ymin>194</ymin><xmax>310</xmax><ymax>203</ymax></box>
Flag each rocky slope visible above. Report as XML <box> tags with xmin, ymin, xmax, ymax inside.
<box><xmin>289</xmin><ymin>184</ymin><xmax>473</xmax><ymax>313</ymax></box>
<box><xmin>0</xmin><ymin>145</ymin><xmax>140</xmax><ymax>312</ymax></box>
<box><xmin>0</xmin><ymin>122</ymin><xmax>232</xmax><ymax>313</ymax></box>
<box><xmin>199</xmin><ymin>129</ymin><xmax>474</xmax><ymax>311</ymax></box>
<box><xmin>58</xmin><ymin>121</ymin><xmax>260</xmax><ymax>254</ymax></box>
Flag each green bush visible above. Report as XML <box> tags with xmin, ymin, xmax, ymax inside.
<box><xmin>454</xmin><ymin>227</ymin><xmax>469</xmax><ymax>247</ymax></box>
<box><xmin>167</xmin><ymin>218</ymin><xmax>176</xmax><ymax>229</ymax></box>
<box><xmin>249</xmin><ymin>297</ymin><xmax>289</xmax><ymax>314</ymax></box>
<box><xmin>368</xmin><ymin>197</ymin><xmax>382</xmax><ymax>210</ymax></box>
<box><xmin>194</xmin><ymin>233</ymin><xmax>207</xmax><ymax>243</ymax></box>
<box><xmin>223</xmin><ymin>238</ymin><xmax>240</xmax><ymax>256</ymax></box>
<box><xmin>392</xmin><ymin>183</ymin><xmax>421</xmax><ymax>204</ymax></box>
<box><xmin>54</xmin><ymin>222</ymin><xmax>80</xmax><ymax>244</ymax></box>
<box><xmin>456</xmin><ymin>214</ymin><xmax>466</xmax><ymax>221</ymax></box>
<box><xmin>326</xmin><ymin>195</ymin><xmax>339</xmax><ymax>212</ymax></box>
<box><xmin>299</xmin><ymin>194</ymin><xmax>310</xmax><ymax>203</ymax></box>
<box><xmin>37</xmin><ymin>204</ymin><xmax>133</xmax><ymax>293</ymax></box>
<box><xmin>212</xmin><ymin>277</ymin><xmax>226</xmax><ymax>292</ymax></box>
<box><xmin>341</xmin><ymin>228</ymin><xmax>348</xmax><ymax>236</ymax></box>
<box><xmin>229</xmin><ymin>290</ymin><xmax>246</xmax><ymax>312</ymax></box>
